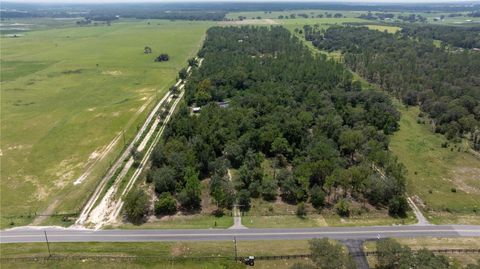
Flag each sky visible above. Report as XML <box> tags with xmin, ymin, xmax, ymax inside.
<box><xmin>3</xmin><ymin>0</ymin><xmax>479</xmax><ymax>3</ymax></box>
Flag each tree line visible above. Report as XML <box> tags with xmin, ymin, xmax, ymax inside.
<box><xmin>304</xmin><ymin>25</ymin><xmax>480</xmax><ymax>146</ymax></box>
<box><xmin>401</xmin><ymin>24</ymin><xmax>480</xmax><ymax>49</ymax></box>
<box><xmin>291</xmin><ymin>238</ymin><xmax>480</xmax><ymax>269</ymax></box>
<box><xmin>144</xmin><ymin>26</ymin><xmax>408</xmax><ymax>219</ymax></box>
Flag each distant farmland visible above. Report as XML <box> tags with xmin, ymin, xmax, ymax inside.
<box><xmin>0</xmin><ymin>19</ymin><xmax>212</xmax><ymax>228</ymax></box>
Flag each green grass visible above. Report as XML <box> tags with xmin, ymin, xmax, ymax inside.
<box><xmin>365</xmin><ymin>24</ymin><xmax>401</xmax><ymax>33</ymax></box>
<box><xmin>0</xmin><ymin>19</ymin><xmax>213</xmax><ymax>228</ymax></box>
<box><xmin>348</xmin><ymin>72</ymin><xmax>480</xmax><ymax>222</ymax></box>
<box><xmin>390</xmin><ymin>104</ymin><xmax>480</xmax><ymax>217</ymax></box>
<box><xmin>116</xmin><ymin>214</ymin><xmax>233</xmax><ymax>229</ymax></box>
<box><xmin>0</xmin><ymin>240</ymin><xmax>314</xmax><ymax>268</ymax></box>
<box><xmin>0</xmin><ymin>259</ymin><xmax>241</xmax><ymax>269</ymax></box>
<box><xmin>225</xmin><ymin>9</ymin><xmax>480</xmax><ymax>26</ymax></box>
<box><xmin>242</xmin><ymin>198</ymin><xmax>415</xmax><ymax>228</ymax></box>
<box><xmin>226</xmin><ymin>10</ymin><xmax>366</xmax><ymax>20</ymax></box>
<box><xmin>280</xmin><ymin>17</ymin><xmax>370</xmax><ymax>31</ymax></box>
<box><xmin>243</xmin><ymin>212</ymin><xmax>416</xmax><ymax>228</ymax></box>
<box><xmin>0</xmin><ymin>240</ymin><xmax>312</xmax><ymax>258</ymax></box>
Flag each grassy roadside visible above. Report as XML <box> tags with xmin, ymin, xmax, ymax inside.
<box><xmin>242</xmin><ymin>213</ymin><xmax>416</xmax><ymax>229</ymax></box>
<box><xmin>114</xmin><ymin>214</ymin><xmax>233</xmax><ymax>229</ymax></box>
<box><xmin>0</xmin><ymin>240</ymin><xmax>314</xmax><ymax>268</ymax></box>
<box><xmin>241</xmin><ymin>197</ymin><xmax>415</xmax><ymax>228</ymax></box>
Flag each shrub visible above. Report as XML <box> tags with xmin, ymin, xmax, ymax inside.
<box><xmin>310</xmin><ymin>185</ymin><xmax>326</xmax><ymax>209</ymax></box>
<box><xmin>154</xmin><ymin>192</ymin><xmax>177</xmax><ymax>216</ymax></box>
<box><xmin>388</xmin><ymin>196</ymin><xmax>409</xmax><ymax>218</ymax></box>
<box><xmin>154</xmin><ymin>53</ymin><xmax>169</xmax><ymax>62</ymax></box>
<box><xmin>296</xmin><ymin>202</ymin><xmax>307</xmax><ymax>218</ymax></box>
<box><xmin>335</xmin><ymin>199</ymin><xmax>350</xmax><ymax>217</ymax></box>
<box><xmin>212</xmin><ymin>208</ymin><xmax>224</xmax><ymax>217</ymax></box>
<box><xmin>124</xmin><ymin>188</ymin><xmax>149</xmax><ymax>224</ymax></box>
<box><xmin>261</xmin><ymin>179</ymin><xmax>278</xmax><ymax>201</ymax></box>
<box><xmin>237</xmin><ymin>189</ymin><xmax>251</xmax><ymax>212</ymax></box>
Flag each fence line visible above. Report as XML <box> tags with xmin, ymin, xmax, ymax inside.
<box><xmin>1</xmin><ymin>255</ymin><xmax>232</xmax><ymax>263</ymax></box>
<box><xmin>2</xmin><ymin>249</ymin><xmax>479</xmax><ymax>263</ymax></box>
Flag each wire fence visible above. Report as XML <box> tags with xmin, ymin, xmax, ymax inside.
<box><xmin>3</xmin><ymin>249</ymin><xmax>479</xmax><ymax>263</ymax></box>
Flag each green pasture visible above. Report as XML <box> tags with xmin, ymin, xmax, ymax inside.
<box><xmin>0</xmin><ymin>240</ymin><xmax>314</xmax><ymax>268</ymax></box>
<box><xmin>226</xmin><ymin>9</ymin><xmax>365</xmax><ymax>20</ymax></box>
<box><xmin>116</xmin><ymin>214</ymin><xmax>233</xmax><ymax>229</ymax></box>
<box><xmin>365</xmin><ymin>24</ymin><xmax>401</xmax><ymax>33</ymax></box>
<box><xmin>390</xmin><ymin>103</ymin><xmax>480</xmax><ymax>216</ymax></box>
<box><xmin>0</xmin><ymin>19</ymin><xmax>212</xmax><ymax>228</ymax></box>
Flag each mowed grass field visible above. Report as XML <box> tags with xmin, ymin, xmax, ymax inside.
<box><xmin>226</xmin><ymin>9</ymin><xmax>366</xmax><ymax>20</ymax></box>
<box><xmin>0</xmin><ymin>19</ymin><xmax>212</xmax><ymax>228</ymax></box>
<box><xmin>227</xmin><ymin>10</ymin><xmax>480</xmax><ymax>26</ymax></box>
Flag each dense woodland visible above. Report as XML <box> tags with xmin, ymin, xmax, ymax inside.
<box><xmin>401</xmin><ymin>25</ymin><xmax>480</xmax><ymax>49</ymax></box>
<box><xmin>291</xmin><ymin>238</ymin><xmax>480</xmax><ymax>269</ymax></box>
<box><xmin>87</xmin><ymin>9</ymin><xmax>227</xmax><ymax>21</ymax></box>
<box><xmin>146</xmin><ymin>26</ymin><xmax>408</xmax><ymax>219</ymax></box>
<box><xmin>305</xmin><ymin>25</ymin><xmax>480</xmax><ymax>146</ymax></box>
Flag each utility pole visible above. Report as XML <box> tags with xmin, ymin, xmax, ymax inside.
<box><xmin>44</xmin><ymin>230</ymin><xmax>51</xmax><ymax>257</ymax></box>
<box><xmin>233</xmin><ymin>236</ymin><xmax>238</xmax><ymax>261</ymax></box>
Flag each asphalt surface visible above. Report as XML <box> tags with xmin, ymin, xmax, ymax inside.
<box><xmin>343</xmin><ymin>239</ymin><xmax>370</xmax><ymax>269</ymax></box>
<box><xmin>1</xmin><ymin>225</ymin><xmax>479</xmax><ymax>244</ymax></box>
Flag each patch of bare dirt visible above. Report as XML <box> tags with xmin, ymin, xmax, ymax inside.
<box><xmin>31</xmin><ymin>199</ymin><xmax>59</xmax><ymax>225</ymax></box>
<box><xmin>452</xmin><ymin>166</ymin><xmax>480</xmax><ymax>194</ymax></box>
<box><xmin>200</xmin><ymin>179</ymin><xmax>215</xmax><ymax>214</ymax></box>
<box><xmin>171</xmin><ymin>242</ymin><xmax>188</xmax><ymax>257</ymax></box>
<box><xmin>102</xmin><ymin>70</ymin><xmax>122</xmax><ymax>76</ymax></box>
<box><xmin>221</xmin><ymin>19</ymin><xmax>279</xmax><ymax>25</ymax></box>
<box><xmin>411</xmin><ymin>195</ymin><xmax>427</xmax><ymax>209</ymax></box>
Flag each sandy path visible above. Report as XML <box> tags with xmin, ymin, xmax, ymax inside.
<box><xmin>228</xmin><ymin>169</ymin><xmax>247</xmax><ymax>229</ymax></box>
<box><xmin>78</xmin><ymin>58</ymin><xmax>203</xmax><ymax>228</ymax></box>
<box><xmin>75</xmin><ymin>91</ymin><xmax>172</xmax><ymax>225</ymax></box>
<box><xmin>107</xmin><ymin>88</ymin><xmax>186</xmax><ymax>225</ymax></box>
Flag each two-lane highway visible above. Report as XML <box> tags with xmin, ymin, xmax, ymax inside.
<box><xmin>1</xmin><ymin>225</ymin><xmax>479</xmax><ymax>243</ymax></box>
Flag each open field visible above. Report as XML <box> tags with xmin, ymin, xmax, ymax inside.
<box><xmin>279</xmin><ymin>17</ymin><xmax>370</xmax><ymax>31</ymax></box>
<box><xmin>365</xmin><ymin>24</ymin><xmax>401</xmax><ymax>33</ymax></box>
<box><xmin>0</xmin><ymin>240</ymin><xmax>314</xmax><ymax>268</ymax></box>
<box><xmin>347</xmin><ymin>72</ymin><xmax>480</xmax><ymax>223</ymax></box>
<box><xmin>389</xmin><ymin>103</ymin><xmax>480</xmax><ymax>220</ymax></box>
<box><xmin>364</xmin><ymin>237</ymin><xmax>480</xmax><ymax>267</ymax></box>
<box><xmin>0</xmin><ymin>18</ymin><xmax>80</xmax><ymax>35</ymax></box>
<box><xmin>0</xmin><ymin>19</ymin><xmax>212</xmax><ymax>228</ymax></box>
<box><xmin>226</xmin><ymin>10</ymin><xmax>365</xmax><ymax>20</ymax></box>
<box><xmin>226</xmin><ymin>9</ymin><xmax>480</xmax><ymax>26</ymax></box>
<box><xmin>242</xmin><ymin>197</ymin><xmax>415</xmax><ymax>228</ymax></box>
<box><xmin>0</xmin><ymin>240</ymin><xmax>312</xmax><ymax>257</ymax></box>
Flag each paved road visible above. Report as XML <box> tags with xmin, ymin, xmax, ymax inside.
<box><xmin>343</xmin><ymin>240</ymin><xmax>370</xmax><ymax>269</ymax></box>
<box><xmin>1</xmin><ymin>225</ymin><xmax>479</xmax><ymax>243</ymax></box>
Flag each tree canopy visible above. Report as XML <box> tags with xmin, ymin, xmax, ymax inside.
<box><xmin>147</xmin><ymin>26</ymin><xmax>407</xmax><ymax>215</ymax></box>
<box><xmin>304</xmin><ymin>25</ymin><xmax>480</xmax><ymax>145</ymax></box>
